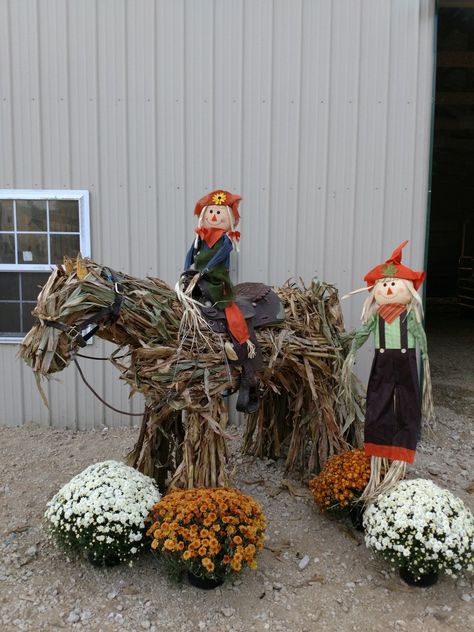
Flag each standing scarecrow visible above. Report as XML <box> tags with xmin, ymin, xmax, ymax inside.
<box><xmin>182</xmin><ymin>189</ymin><xmax>261</xmax><ymax>413</ymax></box>
<box><xmin>342</xmin><ymin>241</ymin><xmax>434</xmax><ymax>499</ymax></box>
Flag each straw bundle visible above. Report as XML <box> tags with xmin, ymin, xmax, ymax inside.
<box><xmin>20</xmin><ymin>258</ymin><xmax>363</xmax><ymax>488</ymax></box>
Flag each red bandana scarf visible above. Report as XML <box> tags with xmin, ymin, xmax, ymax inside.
<box><xmin>195</xmin><ymin>227</ymin><xmax>226</xmax><ymax>248</ymax></box>
<box><xmin>378</xmin><ymin>303</ymin><xmax>406</xmax><ymax>324</ymax></box>
<box><xmin>195</xmin><ymin>227</ymin><xmax>241</xmax><ymax>248</ymax></box>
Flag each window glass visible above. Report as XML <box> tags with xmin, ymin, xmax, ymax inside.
<box><xmin>0</xmin><ymin>272</ymin><xmax>50</xmax><ymax>336</ymax></box>
<box><xmin>22</xmin><ymin>272</ymin><xmax>50</xmax><ymax>301</ymax></box>
<box><xmin>49</xmin><ymin>200</ymin><xmax>80</xmax><ymax>232</ymax></box>
<box><xmin>16</xmin><ymin>200</ymin><xmax>47</xmax><ymax>231</ymax></box>
<box><xmin>17</xmin><ymin>234</ymin><xmax>48</xmax><ymax>264</ymax></box>
<box><xmin>0</xmin><ymin>235</ymin><xmax>15</xmax><ymax>263</ymax></box>
<box><xmin>22</xmin><ymin>302</ymin><xmax>38</xmax><ymax>332</ymax></box>
<box><xmin>50</xmin><ymin>234</ymin><xmax>80</xmax><ymax>264</ymax></box>
<box><xmin>0</xmin><ymin>273</ymin><xmax>19</xmax><ymax>300</ymax></box>
<box><xmin>0</xmin><ymin>200</ymin><xmax>14</xmax><ymax>230</ymax></box>
<box><xmin>0</xmin><ymin>191</ymin><xmax>89</xmax><ymax>339</ymax></box>
<box><xmin>0</xmin><ymin>302</ymin><xmax>21</xmax><ymax>335</ymax></box>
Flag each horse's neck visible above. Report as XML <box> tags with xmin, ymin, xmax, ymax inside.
<box><xmin>88</xmin><ymin>277</ymin><xmax>182</xmax><ymax>349</ymax></box>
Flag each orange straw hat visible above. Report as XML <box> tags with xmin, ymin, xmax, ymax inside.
<box><xmin>194</xmin><ymin>190</ymin><xmax>241</xmax><ymax>226</ymax></box>
<box><xmin>364</xmin><ymin>240</ymin><xmax>425</xmax><ymax>290</ymax></box>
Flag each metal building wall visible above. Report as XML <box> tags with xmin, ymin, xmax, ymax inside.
<box><xmin>0</xmin><ymin>0</ymin><xmax>435</xmax><ymax>428</ymax></box>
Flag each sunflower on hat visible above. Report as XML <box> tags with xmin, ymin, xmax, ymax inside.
<box><xmin>212</xmin><ymin>192</ymin><xmax>227</xmax><ymax>205</ymax></box>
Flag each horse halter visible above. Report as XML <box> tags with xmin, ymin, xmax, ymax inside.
<box><xmin>41</xmin><ymin>268</ymin><xmax>125</xmax><ymax>350</ymax></box>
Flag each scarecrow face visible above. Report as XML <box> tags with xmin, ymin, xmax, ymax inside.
<box><xmin>201</xmin><ymin>205</ymin><xmax>232</xmax><ymax>231</ymax></box>
<box><xmin>374</xmin><ymin>278</ymin><xmax>412</xmax><ymax>306</ymax></box>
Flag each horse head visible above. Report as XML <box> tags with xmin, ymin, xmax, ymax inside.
<box><xmin>20</xmin><ymin>256</ymin><xmax>180</xmax><ymax>377</ymax></box>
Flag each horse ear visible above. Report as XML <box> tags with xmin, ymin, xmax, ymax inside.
<box><xmin>76</xmin><ymin>254</ymin><xmax>88</xmax><ymax>280</ymax></box>
<box><xmin>63</xmin><ymin>256</ymin><xmax>75</xmax><ymax>274</ymax></box>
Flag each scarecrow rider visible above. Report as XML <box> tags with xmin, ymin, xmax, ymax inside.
<box><xmin>342</xmin><ymin>241</ymin><xmax>434</xmax><ymax>500</ymax></box>
<box><xmin>182</xmin><ymin>190</ymin><xmax>262</xmax><ymax>414</ymax></box>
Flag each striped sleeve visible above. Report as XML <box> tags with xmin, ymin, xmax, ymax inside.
<box><xmin>350</xmin><ymin>314</ymin><xmax>377</xmax><ymax>353</ymax></box>
<box><xmin>408</xmin><ymin>311</ymin><xmax>428</xmax><ymax>359</ymax></box>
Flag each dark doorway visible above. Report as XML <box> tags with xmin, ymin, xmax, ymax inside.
<box><xmin>426</xmin><ymin>2</ymin><xmax>474</xmax><ymax>417</ymax></box>
<box><xmin>427</xmin><ymin>2</ymin><xmax>474</xmax><ymax>311</ymax></box>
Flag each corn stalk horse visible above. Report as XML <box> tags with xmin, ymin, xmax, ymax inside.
<box><xmin>20</xmin><ymin>257</ymin><xmax>363</xmax><ymax>490</ymax></box>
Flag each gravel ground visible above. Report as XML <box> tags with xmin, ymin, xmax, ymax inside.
<box><xmin>0</xmin><ymin>309</ymin><xmax>473</xmax><ymax>632</ymax></box>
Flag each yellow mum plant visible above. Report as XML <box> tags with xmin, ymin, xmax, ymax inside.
<box><xmin>309</xmin><ymin>448</ymin><xmax>371</xmax><ymax>512</ymax></box>
<box><xmin>147</xmin><ymin>487</ymin><xmax>266</xmax><ymax>584</ymax></box>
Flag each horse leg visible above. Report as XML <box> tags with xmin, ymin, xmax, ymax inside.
<box><xmin>168</xmin><ymin>397</ymin><xmax>229</xmax><ymax>489</ymax></box>
<box><xmin>126</xmin><ymin>405</ymin><xmax>151</xmax><ymax>470</ymax></box>
<box><xmin>126</xmin><ymin>404</ymin><xmax>179</xmax><ymax>490</ymax></box>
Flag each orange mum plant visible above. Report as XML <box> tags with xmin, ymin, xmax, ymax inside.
<box><xmin>147</xmin><ymin>487</ymin><xmax>266</xmax><ymax>583</ymax></box>
<box><xmin>309</xmin><ymin>448</ymin><xmax>371</xmax><ymax>512</ymax></box>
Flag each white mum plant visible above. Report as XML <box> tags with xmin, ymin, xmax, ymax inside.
<box><xmin>364</xmin><ymin>478</ymin><xmax>474</xmax><ymax>581</ymax></box>
<box><xmin>45</xmin><ymin>460</ymin><xmax>161</xmax><ymax>566</ymax></box>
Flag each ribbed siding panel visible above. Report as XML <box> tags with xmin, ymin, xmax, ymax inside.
<box><xmin>268</xmin><ymin>0</ymin><xmax>304</xmax><ymax>282</ymax></box>
<box><xmin>0</xmin><ymin>347</ymin><xmax>23</xmax><ymax>426</ymax></box>
<box><xmin>38</xmin><ymin>0</ymin><xmax>71</xmax><ymax>188</ymax></box>
<box><xmin>324</xmin><ymin>1</ymin><xmax>362</xmax><ymax>287</ymax></box>
<box><xmin>240</xmin><ymin>0</ymin><xmax>274</xmax><ymax>282</ymax></box>
<box><xmin>297</xmin><ymin>0</ymin><xmax>333</xmax><ymax>283</ymax></box>
<box><xmin>0</xmin><ymin>1</ymin><xmax>15</xmax><ymax>187</ymax></box>
<box><xmin>157</xmin><ymin>0</ymin><xmax>187</xmax><ymax>283</ymax></box>
<box><xmin>0</xmin><ymin>0</ymin><xmax>435</xmax><ymax>427</ymax></box>
<box><xmin>9</xmin><ymin>0</ymin><xmax>43</xmax><ymax>187</ymax></box>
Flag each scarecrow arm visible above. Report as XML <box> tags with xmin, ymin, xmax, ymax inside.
<box><xmin>340</xmin><ymin>314</ymin><xmax>376</xmax><ymax>412</ymax></box>
<box><xmin>408</xmin><ymin>311</ymin><xmax>434</xmax><ymax>424</ymax></box>
<box><xmin>184</xmin><ymin>241</ymin><xmax>198</xmax><ymax>271</ymax></box>
<box><xmin>349</xmin><ymin>314</ymin><xmax>377</xmax><ymax>354</ymax></box>
<box><xmin>408</xmin><ymin>311</ymin><xmax>428</xmax><ymax>360</ymax></box>
<box><xmin>202</xmin><ymin>235</ymin><xmax>233</xmax><ymax>273</ymax></box>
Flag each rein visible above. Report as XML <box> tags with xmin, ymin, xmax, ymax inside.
<box><xmin>72</xmin><ymin>358</ymin><xmax>144</xmax><ymax>417</ymax></box>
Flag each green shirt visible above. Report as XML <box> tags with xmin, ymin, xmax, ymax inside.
<box><xmin>350</xmin><ymin>310</ymin><xmax>428</xmax><ymax>359</ymax></box>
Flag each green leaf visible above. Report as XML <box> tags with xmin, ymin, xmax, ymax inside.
<box><xmin>382</xmin><ymin>262</ymin><xmax>398</xmax><ymax>277</ymax></box>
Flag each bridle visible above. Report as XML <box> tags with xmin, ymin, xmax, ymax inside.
<box><xmin>41</xmin><ymin>268</ymin><xmax>125</xmax><ymax>350</ymax></box>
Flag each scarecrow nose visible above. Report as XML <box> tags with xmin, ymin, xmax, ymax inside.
<box><xmin>387</xmin><ymin>287</ymin><xmax>393</xmax><ymax>295</ymax></box>
<box><xmin>211</xmin><ymin>214</ymin><xmax>218</xmax><ymax>222</ymax></box>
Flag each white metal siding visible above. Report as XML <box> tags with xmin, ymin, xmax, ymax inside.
<box><xmin>0</xmin><ymin>0</ymin><xmax>435</xmax><ymax>428</ymax></box>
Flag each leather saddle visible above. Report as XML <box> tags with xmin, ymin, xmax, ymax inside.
<box><xmin>197</xmin><ymin>282</ymin><xmax>285</xmax><ymax>334</ymax></box>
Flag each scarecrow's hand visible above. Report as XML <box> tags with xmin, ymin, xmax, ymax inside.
<box><xmin>180</xmin><ymin>270</ymin><xmax>197</xmax><ymax>282</ymax></box>
<box><xmin>179</xmin><ymin>270</ymin><xmax>198</xmax><ymax>292</ymax></box>
<box><xmin>180</xmin><ymin>271</ymin><xmax>203</xmax><ymax>296</ymax></box>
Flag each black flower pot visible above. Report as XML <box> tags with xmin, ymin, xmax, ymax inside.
<box><xmin>187</xmin><ymin>571</ymin><xmax>224</xmax><ymax>590</ymax></box>
<box><xmin>87</xmin><ymin>551</ymin><xmax>121</xmax><ymax>567</ymax></box>
<box><xmin>399</xmin><ymin>567</ymin><xmax>439</xmax><ymax>587</ymax></box>
<box><xmin>349</xmin><ymin>505</ymin><xmax>365</xmax><ymax>532</ymax></box>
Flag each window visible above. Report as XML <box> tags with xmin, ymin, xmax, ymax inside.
<box><xmin>0</xmin><ymin>190</ymin><xmax>90</xmax><ymax>342</ymax></box>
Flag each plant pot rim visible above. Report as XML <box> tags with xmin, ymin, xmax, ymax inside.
<box><xmin>349</xmin><ymin>504</ymin><xmax>365</xmax><ymax>532</ymax></box>
<box><xmin>399</xmin><ymin>566</ymin><xmax>439</xmax><ymax>587</ymax></box>
<box><xmin>86</xmin><ymin>550</ymin><xmax>122</xmax><ymax>567</ymax></box>
<box><xmin>187</xmin><ymin>570</ymin><xmax>224</xmax><ymax>590</ymax></box>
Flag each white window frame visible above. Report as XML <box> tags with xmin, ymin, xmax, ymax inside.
<box><xmin>0</xmin><ymin>189</ymin><xmax>91</xmax><ymax>344</ymax></box>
